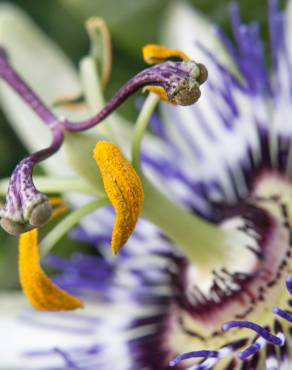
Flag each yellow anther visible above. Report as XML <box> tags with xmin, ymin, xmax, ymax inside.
<box><xmin>49</xmin><ymin>196</ymin><xmax>68</xmax><ymax>219</ymax></box>
<box><xmin>48</xmin><ymin>197</ymin><xmax>65</xmax><ymax>206</ymax></box>
<box><xmin>93</xmin><ymin>141</ymin><xmax>144</xmax><ymax>255</ymax></box>
<box><xmin>51</xmin><ymin>206</ymin><xmax>68</xmax><ymax>219</ymax></box>
<box><xmin>19</xmin><ymin>229</ymin><xmax>83</xmax><ymax>311</ymax></box>
<box><xmin>143</xmin><ymin>86</ymin><xmax>174</xmax><ymax>103</ymax></box>
<box><xmin>142</xmin><ymin>44</ymin><xmax>190</xmax><ymax>64</ymax></box>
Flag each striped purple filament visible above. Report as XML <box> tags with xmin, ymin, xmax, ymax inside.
<box><xmin>170</xmin><ymin>276</ymin><xmax>292</xmax><ymax>367</ymax></box>
<box><xmin>169</xmin><ymin>350</ymin><xmax>218</xmax><ymax>367</ymax></box>
<box><xmin>221</xmin><ymin>321</ymin><xmax>284</xmax><ymax>347</ymax></box>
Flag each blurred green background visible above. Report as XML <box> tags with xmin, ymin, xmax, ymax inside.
<box><xmin>0</xmin><ymin>0</ymin><xmax>286</xmax><ymax>290</ymax></box>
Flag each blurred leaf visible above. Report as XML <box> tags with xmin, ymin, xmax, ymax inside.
<box><xmin>60</xmin><ymin>0</ymin><xmax>169</xmax><ymax>57</ymax></box>
<box><xmin>0</xmin><ymin>232</ymin><xmax>18</xmax><ymax>290</ymax></box>
<box><xmin>0</xmin><ymin>109</ymin><xmax>26</xmax><ymax>176</ymax></box>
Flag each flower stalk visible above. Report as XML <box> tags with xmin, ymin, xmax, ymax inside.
<box><xmin>142</xmin><ymin>176</ymin><xmax>227</xmax><ymax>266</ymax></box>
<box><xmin>131</xmin><ymin>93</ymin><xmax>160</xmax><ymax>170</ymax></box>
<box><xmin>86</xmin><ymin>17</ymin><xmax>112</xmax><ymax>89</ymax></box>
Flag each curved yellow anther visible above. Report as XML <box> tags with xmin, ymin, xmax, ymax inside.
<box><xmin>143</xmin><ymin>86</ymin><xmax>169</xmax><ymax>102</ymax></box>
<box><xmin>142</xmin><ymin>44</ymin><xmax>190</xmax><ymax>64</ymax></box>
<box><xmin>19</xmin><ymin>229</ymin><xmax>83</xmax><ymax>311</ymax></box>
<box><xmin>93</xmin><ymin>141</ymin><xmax>144</xmax><ymax>255</ymax></box>
<box><xmin>49</xmin><ymin>196</ymin><xmax>68</xmax><ymax>218</ymax></box>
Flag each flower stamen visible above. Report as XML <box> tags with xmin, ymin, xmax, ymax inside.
<box><xmin>19</xmin><ymin>229</ymin><xmax>83</xmax><ymax>311</ymax></box>
<box><xmin>142</xmin><ymin>44</ymin><xmax>190</xmax><ymax>64</ymax></box>
<box><xmin>49</xmin><ymin>196</ymin><xmax>68</xmax><ymax>219</ymax></box>
<box><xmin>142</xmin><ymin>85</ymin><xmax>169</xmax><ymax>102</ymax></box>
<box><xmin>86</xmin><ymin>17</ymin><xmax>112</xmax><ymax>89</ymax></box>
<box><xmin>93</xmin><ymin>141</ymin><xmax>144</xmax><ymax>255</ymax></box>
<box><xmin>141</xmin><ymin>44</ymin><xmax>208</xmax><ymax>105</ymax></box>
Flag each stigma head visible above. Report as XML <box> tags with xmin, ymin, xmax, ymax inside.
<box><xmin>164</xmin><ymin>61</ymin><xmax>207</xmax><ymax>106</ymax></box>
<box><xmin>0</xmin><ymin>198</ymin><xmax>52</xmax><ymax>236</ymax></box>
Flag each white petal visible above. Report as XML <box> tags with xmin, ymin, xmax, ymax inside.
<box><xmin>0</xmin><ymin>293</ymin><xmax>76</xmax><ymax>369</ymax></box>
<box><xmin>158</xmin><ymin>2</ymin><xmax>266</xmax><ymax>202</ymax></box>
<box><xmin>0</xmin><ymin>292</ymin><xmax>161</xmax><ymax>370</ymax></box>
<box><xmin>161</xmin><ymin>1</ymin><xmax>234</xmax><ymax>73</ymax></box>
<box><xmin>286</xmin><ymin>0</ymin><xmax>292</xmax><ymax>63</ymax></box>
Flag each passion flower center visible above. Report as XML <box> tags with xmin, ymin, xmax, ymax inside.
<box><xmin>168</xmin><ymin>172</ymin><xmax>292</xmax><ymax>357</ymax></box>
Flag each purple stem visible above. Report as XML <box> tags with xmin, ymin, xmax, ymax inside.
<box><xmin>2</xmin><ymin>127</ymin><xmax>64</xmax><ymax>221</ymax></box>
<box><xmin>0</xmin><ymin>48</ymin><xmax>165</xmax><ymax>133</ymax></box>
<box><xmin>0</xmin><ymin>48</ymin><xmax>58</xmax><ymax>125</ymax></box>
<box><xmin>0</xmin><ymin>47</ymin><xmax>201</xmax><ymax>135</ymax></box>
<box><xmin>62</xmin><ymin>72</ymin><xmax>164</xmax><ymax>132</ymax></box>
<box><xmin>30</xmin><ymin>127</ymin><xmax>64</xmax><ymax>163</ymax></box>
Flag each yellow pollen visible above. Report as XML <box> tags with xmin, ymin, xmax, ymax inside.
<box><xmin>143</xmin><ymin>86</ymin><xmax>171</xmax><ymax>103</ymax></box>
<box><xmin>49</xmin><ymin>196</ymin><xmax>68</xmax><ymax>218</ymax></box>
<box><xmin>19</xmin><ymin>229</ymin><xmax>83</xmax><ymax>311</ymax></box>
<box><xmin>93</xmin><ymin>141</ymin><xmax>144</xmax><ymax>255</ymax></box>
<box><xmin>142</xmin><ymin>44</ymin><xmax>190</xmax><ymax>64</ymax></box>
